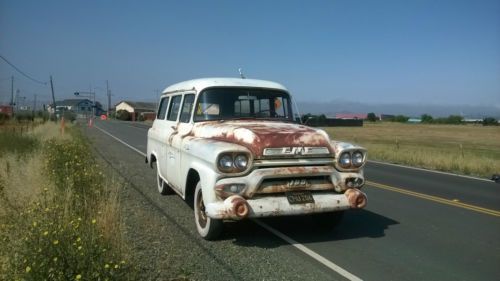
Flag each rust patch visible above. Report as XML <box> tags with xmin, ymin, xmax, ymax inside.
<box><xmin>190</xmin><ymin>121</ymin><xmax>334</xmax><ymax>158</ymax></box>
<box><xmin>344</xmin><ymin>188</ymin><xmax>367</xmax><ymax>209</ymax></box>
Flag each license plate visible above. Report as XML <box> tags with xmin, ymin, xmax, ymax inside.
<box><xmin>286</xmin><ymin>191</ymin><xmax>315</xmax><ymax>204</ymax></box>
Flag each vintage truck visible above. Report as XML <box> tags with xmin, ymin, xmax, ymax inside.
<box><xmin>146</xmin><ymin>78</ymin><xmax>367</xmax><ymax>239</ymax></box>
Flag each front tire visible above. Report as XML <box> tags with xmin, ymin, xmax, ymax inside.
<box><xmin>194</xmin><ymin>182</ymin><xmax>223</xmax><ymax>240</ymax></box>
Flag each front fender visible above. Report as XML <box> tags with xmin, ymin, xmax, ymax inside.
<box><xmin>181</xmin><ymin>137</ymin><xmax>253</xmax><ymax>204</ymax></box>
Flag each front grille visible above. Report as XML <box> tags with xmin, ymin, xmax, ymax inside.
<box><xmin>256</xmin><ymin>176</ymin><xmax>334</xmax><ymax>195</ymax></box>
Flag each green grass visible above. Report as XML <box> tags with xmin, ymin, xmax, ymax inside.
<box><xmin>0</xmin><ymin>121</ymin><xmax>133</xmax><ymax>280</ymax></box>
<box><xmin>324</xmin><ymin>122</ymin><xmax>500</xmax><ymax>178</ymax></box>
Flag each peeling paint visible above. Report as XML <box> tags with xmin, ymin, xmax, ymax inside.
<box><xmin>190</xmin><ymin>121</ymin><xmax>334</xmax><ymax>158</ymax></box>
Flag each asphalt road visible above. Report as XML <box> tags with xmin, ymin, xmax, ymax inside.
<box><xmin>87</xmin><ymin>119</ymin><xmax>500</xmax><ymax>281</ymax></box>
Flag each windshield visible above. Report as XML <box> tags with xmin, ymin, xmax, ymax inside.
<box><xmin>194</xmin><ymin>87</ymin><xmax>294</xmax><ymax>122</ymax></box>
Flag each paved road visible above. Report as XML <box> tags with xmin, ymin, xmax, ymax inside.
<box><xmin>88</xmin><ymin>119</ymin><xmax>500</xmax><ymax>280</ymax></box>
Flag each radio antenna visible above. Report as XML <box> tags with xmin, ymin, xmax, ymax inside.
<box><xmin>238</xmin><ymin>68</ymin><xmax>246</xmax><ymax>79</ymax></box>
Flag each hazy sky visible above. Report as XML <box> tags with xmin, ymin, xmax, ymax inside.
<box><xmin>1</xmin><ymin>0</ymin><xmax>499</xmax><ymax>108</ymax></box>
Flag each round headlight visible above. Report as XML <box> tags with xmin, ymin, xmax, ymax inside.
<box><xmin>218</xmin><ymin>155</ymin><xmax>233</xmax><ymax>170</ymax></box>
<box><xmin>234</xmin><ymin>154</ymin><xmax>248</xmax><ymax>170</ymax></box>
<box><xmin>339</xmin><ymin>152</ymin><xmax>351</xmax><ymax>168</ymax></box>
<box><xmin>352</xmin><ymin>151</ymin><xmax>364</xmax><ymax>167</ymax></box>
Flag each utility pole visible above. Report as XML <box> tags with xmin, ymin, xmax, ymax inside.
<box><xmin>154</xmin><ymin>89</ymin><xmax>159</xmax><ymax>108</ymax></box>
<box><xmin>33</xmin><ymin>94</ymin><xmax>37</xmax><ymax>115</ymax></box>
<box><xmin>10</xmin><ymin>76</ymin><xmax>14</xmax><ymax>106</ymax></box>
<box><xmin>50</xmin><ymin>75</ymin><xmax>56</xmax><ymax>121</ymax></box>
<box><xmin>106</xmin><ymin>80</ymin><xmax>111</xmax><ymax>115</ymax></box>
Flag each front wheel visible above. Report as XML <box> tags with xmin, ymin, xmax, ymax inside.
<box><xmin>194</xmin><ymin>182</ymin><xmax>223</xmax><ymax>240</ymax></box>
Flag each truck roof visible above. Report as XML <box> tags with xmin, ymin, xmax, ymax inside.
<box><xmin>161</xmin><ymin>78</ymin><xmax>288</xmax><ymax>94</ymax></box>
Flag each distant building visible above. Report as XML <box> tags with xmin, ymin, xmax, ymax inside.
<box><xmin>335</xmin><ymin>113</ymin><xmax>368</xmax><ymax>120</ymax></box>
<box><xmin>115</xmin><ymin>101</ymin><xmax>157</xmax><ymax>121</ymax></box>
<box><xmin>407</xmin><ymin>118</ymin><xmax>422</xmax><ymax>123</ymax></box>
<box><xmin>464</xmin><ymin>118</ymin><xmax>483</xmax><ymax>123</ymax></box>
<box><xmin>48</xmin><ymin>99</ymin><xmax>104</xmax><ymax>117</ymax></box>
<box><xmin>0</xmin><ymin>105</ymin><xmax>13</xmax><ymax>117</ymax></box>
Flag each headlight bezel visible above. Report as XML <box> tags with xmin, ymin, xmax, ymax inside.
<box><xmin>216</xmin><ymin>152</ymin><xmax>252</xmax><ymax>173</ymax></box>
<box><xmin>335</xmin><ymin>149</ymin><xmax>366</xmax><ymax>171</ymax></box>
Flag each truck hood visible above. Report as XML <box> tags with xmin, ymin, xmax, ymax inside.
<box><xmin>190</xmin><ymin>121</ymin><xmax>333</xmax><ymax>158</ymax></box>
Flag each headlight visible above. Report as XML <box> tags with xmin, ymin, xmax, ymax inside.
<box><xmin>217</xmin><ymin>152</ymin><xmax>251</xmax><ymax>173</ymax></box>
<box><xmin>234</xmin><ymin>154</ymin><xmax>248</xmax><ymax>169</ymax></box>
<box><xmin>352</xmin><ymin>151</ymin><xmax>364</xmax><ymax>167</ymax></box>
<box><xmin>218</xmin><ymin>155</ymin><xmax>233</xmax><ymax>170</ymax></box>
<box><xmin>339</xmin><ymin>152</ymin><xmax>351</xmax><ymax>168</ymax></box>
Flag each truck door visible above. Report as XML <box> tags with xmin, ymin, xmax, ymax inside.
<box><xmin>168</xmin><ymin>94</ymin><xmax>195</xmax><ymax>193</ymax></box>
<box><xmin>163</xmin><ymin>95</ymin><xmax>183</xmax><ymax>190</ymax></box>
<box><xmin>151</xmin><ymin>96</ymin><xmax>170</xmax><ymax>180</ymax></box>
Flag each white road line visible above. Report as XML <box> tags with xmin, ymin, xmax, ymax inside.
<box><xmin>93</xmin><ymin>124</ymin><xmax>363</xmax><ymax>281</ymax></box>
<box><xmin>94</xmin><ymin>124</ymin><xmax>147</xmax><ymax>157</ymax></box>
<box><xmin>368</xmin><ymin>160</ymin><xmax>493</xmax><ymax>183</ymax></box>
<box><xmin>253</xmin><ymin>219</ymin><xmax>363</xmax><ymax>281</ymax></box>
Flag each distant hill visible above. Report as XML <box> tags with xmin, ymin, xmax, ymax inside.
<box><xmin>297</xmin><ymin>100</ymin><xmax>500</xmax><ymax>119</ymax></box>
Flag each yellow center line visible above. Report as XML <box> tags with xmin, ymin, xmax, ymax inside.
<box><xmin>366</xmin><ymin>180</ymin><xmax>500</xmax><ymax>217</ymax></box>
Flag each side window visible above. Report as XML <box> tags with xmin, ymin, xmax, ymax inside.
<box><xmin>157</xmin><ymin>97</ymin><xmax>169</xmax><ymax>119</ymax></box>
<box><xmin>179</xmin><ymin>94</ymin><xmax>195</xmax><ymax>123</ymax></box>
<box><xmin>167</xmin><ymin>95</ymin><xmax>182</xmax><ymax>121</ymax></box>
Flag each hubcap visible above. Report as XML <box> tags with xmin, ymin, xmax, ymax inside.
<box><xmin>196</xmin><ymin>190</ymin><xmax>208</xmax><ymax>228</ymax></box>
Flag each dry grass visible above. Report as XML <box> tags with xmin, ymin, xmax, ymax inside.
<box><xmin>324</xmin><ymin>122</ymin><xmax>500</xmax><ymax>178</ymax></box>
<box><xmin>0</xmin><ymin>121</ymin><xmax>132</xmax><ymax>280</ymax></box>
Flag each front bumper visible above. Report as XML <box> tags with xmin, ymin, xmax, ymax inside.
<box><xmin>205</xmin><ymin>188</ymin><xmax>367</xmax><ymax>220</ymax></box>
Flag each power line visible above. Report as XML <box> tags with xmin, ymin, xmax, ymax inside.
<box><xmin>0</xmin><ymin>54</ymin><xmax>47</xmax><ymax>85</ymax></box>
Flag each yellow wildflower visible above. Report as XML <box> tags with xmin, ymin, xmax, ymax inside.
<box><xmin>104</xmin><ymin>264</ymin><xmax>110</xmax><ymax>269</ymax></box>
<box><xmin>76</xmin><ymin>274</ymin><xmax>82</xmax><ymax>280</ymax></box>
<box><xmin>114</xmin><ymin>264</ymin><xmax>119</xmax><ymax>269</ymax></box>
<box><xmin>76</xmin><ymin>237</ymin><xmax>81</xmax><ymax>242</ymax></box>
<box><xmin>26</xmin><ymin>266</ymin><xmax>31</xmax><ymax>272</ymax></box>
<box><xmin>53</xmin><ymin>240</ymin><xmax>59</xmax><ymax>245</ymax></box>
<box><xmin>53</xmin><ymin>257</ymin><xmax>58</xmax><ymax>262</ymax></box>
<box><xmin>43</xmin><ymin>231</ymin><xmax>48</xmax><ymax>236</ymax></box>
<box><xmin>32</xmin><ymin>222</ymin><xmax>37</xmax><ymax>227</ymax></box>
<box><xmin>78</xmin><ymin>246</ymin><xmax>82</xmax><ymax>250</ymax></box>
<box><xmin>91</xmin><ymin>219</ymin><xmax>96</xmax><ymax>224</ymax></box>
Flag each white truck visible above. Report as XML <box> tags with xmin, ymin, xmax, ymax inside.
<box><xmin>146</xmin><ymin>78</ymin><xmax>367</xmax><ymax>239</ymax></box>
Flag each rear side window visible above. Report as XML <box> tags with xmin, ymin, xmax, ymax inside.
<box><xmin>167</xmin><ymin>95</ymin><xmax>182</xmax><ymax>121</ymax></box>
<box><xmin>157</xmin><ymin>97</ymin><xmax>169</xmax><ymax>119</ymax></box>
<box><xmin>179</xmin><ymin>94</ymin><xmax>195</xmax><ymax>123</ymax></box>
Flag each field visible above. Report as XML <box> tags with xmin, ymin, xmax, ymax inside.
<box><xmin>324</xmin><ymin>122</ymin><xmax>500</xmax><ymax>178</ymax></box>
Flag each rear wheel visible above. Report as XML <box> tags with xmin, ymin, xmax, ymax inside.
<box><xmin>156</xmin><ymin>163</ymin><xmax>174</xmax><ymax>195</ymax></box>
<box><xmin>194</xmin><ymin>182</ymin><xmax>223</xmax><ymax>240</ymax></box>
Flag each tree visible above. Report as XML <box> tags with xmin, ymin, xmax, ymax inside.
<box><xmin>482</xmin><ymin>117</ymin><xmax>498</xmax><ymax>126</ymax></box>
<box><xmin>421</xmin><ymin>114</ymin><xmax>433</xmax><ymax>123</ymax></box>
<box><xmin>367</xmin><ymin>112</ymin><xmax>377</xmax><ymax>122</ymax></box>
<box><xmin>116</xmin><ymin>109</ymin><xmax>131</xmax><ymax>121</ymax></box>
<box><xmin>391</xmin><ymin>115</ymin><xmax>409</xmax><ymax>123</ymax></box>
<box><xmin>446</xmin><ymin>115</ymin><xmax>464</xmax><ymax>125</ymax></box>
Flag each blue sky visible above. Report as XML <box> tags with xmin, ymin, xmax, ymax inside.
<box><xmin>0</xmin><ymin>0</ymin><xmax>499</xmax><ymax>109</ymax></box>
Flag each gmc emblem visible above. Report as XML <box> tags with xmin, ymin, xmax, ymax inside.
<box><xmin>282</xmin><ymin>147</ymin><xmax>308</xmax><ymax>155</ymax></box>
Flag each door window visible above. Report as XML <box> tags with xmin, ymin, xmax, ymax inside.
<box><xmin>157</xmin><ymin>97</ymin><xmax>169</xmax><ymax>119</ymax></box>
<box><xmin>167</xmin><ymin>95</ymin><xmax>182</xmax><ymax>121</ymax></box>
<box><xmin>179</xmin><ymin>94</ymin><xmax>195</xmax><ymax>123</ymax></box>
